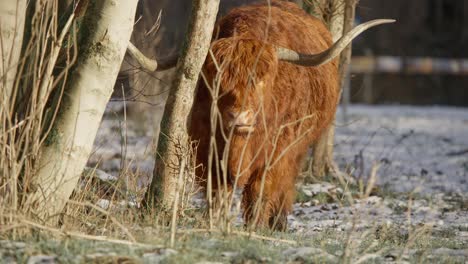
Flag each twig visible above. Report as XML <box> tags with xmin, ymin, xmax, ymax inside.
<box><xmin>170</xmin><ymin>157</ymin><xmax>186</xmax><ymax>248</ymax></box>
<box><xmin>145</xmin><ymin>10</ymin><xmax>162</xmax><ymax>37</ymax></box>
<box><xmin>20</xmin><ymin>219</ymin><xmax>157</xmax><ymax>248</ymax></box>
<box><xmin>446</xmin><ymin>148</ymin><xmax>468</xmax><ymax>156</ymax></box>
<box><xmin>67</xmin><ymin>200</ymin><xmax>136</xmax><ymax>243</ymax></box>
<box><xmin>38</xmin><ymin>12</ymin><xmax>75</xmax><ymax>104</ymax></box>
<box><xmin>364</xmin><ymin>163</ymin><xmax>380</xmax><ymax>198</ymax></box>
<box><xmin>177</xmin><ymin>228</ymin><xmax>297</xmax><ymax>245</ymax></box>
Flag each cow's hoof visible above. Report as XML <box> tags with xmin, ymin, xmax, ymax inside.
<box><xmin>269</xmin><ymin>214</ymin><xmax>288</xmax><ymax>231</ymax></box>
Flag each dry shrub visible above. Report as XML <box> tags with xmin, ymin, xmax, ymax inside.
<box><xmin>0</xmin><ymin>0</ymin><xmax>76</xmax><ymax>235</ymax></box>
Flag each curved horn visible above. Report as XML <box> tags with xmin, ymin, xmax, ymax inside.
<box><xmin>127</xmin><ymin>42</ymin><xmax>179</xmax><ymax>71</ymax></box>
<box><xmin>276</xmin><ymin>19</ymin><xmax>395</xmax><ymax>67</ymax></box>
<box><xmin>153</xmin><ymin>52</ymin><xmax>180</xmax><ymax>71</ymax></box>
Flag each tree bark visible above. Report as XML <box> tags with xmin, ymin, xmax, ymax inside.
<box><xmin>305</xmin><ymin>0</ymin><xmax>328</xmax><ymax>21</ymax></box>
<box><xmin>311</xmin><ymin>0</ymin><xmax>356</xmax><ymax>179</ymax></box>
<box><xmin>0</xmin><ymin>0</ymin><xmax>27</xmax><ymax>106</ymax></box>
<box><xmin>339</xmin><ymin>0</ymin><xmax>357</xmax><ymax>78</ymax></box>
<box><xmin>144</xmin><ymin>0</ymin><xmax>220</xmax><ymax>210</ymax></box>
<box><xmin>23</xmin><ymin>0</ymin><xmax>138</xmax><ymax>222</ymax></box>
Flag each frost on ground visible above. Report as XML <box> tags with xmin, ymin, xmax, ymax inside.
<box><xmin>334</xmin><ymin>105</ymin><xmax>468</xmax><ymax>195</ymax></box>
<box><xmin>93</xmin><ymin>105</ymin><xmax>467</xmax><ymax>213</ymax></box>
<box><xmin>292</xmin><ymin>105</ymin><xmax>467</xmax><ymax>251</ymax></box>
<box><xmin>89</xmin><ymin>104</ymin><xmax>468</xmax><ymax>196</ymax></box>
<box><xmin>82</xmin><ymin>104</ymin><xmax>468</xmax><ymax>257</ymax></box>
<box><xmin>6</xmin><ymin>104</ymin><xmax>465</xmax><ymax>263</ymax></box>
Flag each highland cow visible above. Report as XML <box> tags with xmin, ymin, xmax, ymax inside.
<box><xmin>189</xmin><ymin>1</ymin><xmax>393</xmax><ymax>230</ymax></box>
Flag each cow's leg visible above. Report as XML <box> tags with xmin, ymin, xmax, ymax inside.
<box><xmin>268</xmin><ymin>174</ymin><xmax>296</xmax><ymax>231</ymax></box>
<box><xmin>266</xmin><ymin>154</ymin><xmax>298</xmax><ymax>231</ymax></box>
<box><xmin>242</xmin><ymin>171</ymin><xmax>275</xmax><ymax>230</ymax></box>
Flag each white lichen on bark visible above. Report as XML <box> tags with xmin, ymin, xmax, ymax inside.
<box><xmin>24</xmin><ymin>0</ymin><xmax>138</xmax><ymax>222</ymax></box>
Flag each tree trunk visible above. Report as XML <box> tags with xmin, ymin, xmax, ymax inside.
<box><xmin>337</xmin><ymin>0</ymin><xmax>357</xmax><ymax>123</ymax></box>
<box><xmin>305</xmin><ymin>0</ymin><xmax>328</xmax><ymax>21</ymax></box>
<box><xmin>339</xmin><ymin>0</ymin><xmax>357</xmax><ymax>78</ymax></box>
<box><xmin>144</xmin><ymin>0</ymin><xmax>220</xmax><ymax>210</ymax></box>
<box><xmin>23</xmin><ymin>0</ymin><xmax>138</xmax><ymax>222</ymax></box>
<box><xmin>311</xmin><ymin>0</ymin><xmax>356</xmax><ymax>178</ymax></box>
<box><xmin>0</xmin><ymin>0</ymin><xmax>27</xmax><ymax>106</ymax></box>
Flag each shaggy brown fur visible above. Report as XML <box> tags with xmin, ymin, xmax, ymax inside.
<box><xmin>189</xmin><ymin>1</ymin><xmax>339</xmax><ymax>230</ymax></box>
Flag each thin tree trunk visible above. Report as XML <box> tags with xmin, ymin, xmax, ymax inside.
<box><xmin>303</xmin><ymin>0</ymin><xmax>327</xmax><ymax>20</ymax></box>
<box><xmin>23</xmin><ymin>0</ymin><xmax>138</xmax><ymax>222</ymax></box>
<box><xmin>144</xmin><ymin>0</ymin><xmax>220</xmax><ymax>210</ymax></box>
<box><xmin>337</xmin><ymin>0</ymin><xmax>356</xmax><ymax>123</ymax></box>
<box><xmin>311</xmin><ymin>0</ymin><xmax>356</xmax><ymax>178</ymax></box>
<box><xmin>339</xmin><ymin>0</ymin><xmax>357</xmax><ymax>78</ymax></box>
<box><xmin>0</xmin><ymin>0</ymin><xmax>27</xmax><ymax>106</ymax></box>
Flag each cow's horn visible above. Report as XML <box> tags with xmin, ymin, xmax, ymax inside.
<box><xmin>127</xmin><ymin>42</ymin><xmax>179</xmax><ymax>71</ymax></box>
<box><xmin>276</xmin><ymin>19</ymin><xmax>395</xmax><ymax>67</ymax></box>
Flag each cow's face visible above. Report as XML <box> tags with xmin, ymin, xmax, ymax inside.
<box><xmin>203</xmin><ymin>38</ymin><xmax>277</xmax><ymax>134</ymax></box>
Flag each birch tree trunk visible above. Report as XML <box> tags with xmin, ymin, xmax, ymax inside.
<box><xmin>311</xmin><ymin>0</ymin><xmax>357</xmax><ymax>179</ymax></box>
<box><xmin>144</xmin><ymin>0</ymin><xmax>220</xmax><ymax>210</ymax></box>
<box><xmin>23</xmin><ymin>0</ymin><xmax>138</xmax><ymax>222</ymax></box>
<box><xmin>0</xmin><ymin>0</ymin><xmax>27</xmax><ymax>106</ymax></box>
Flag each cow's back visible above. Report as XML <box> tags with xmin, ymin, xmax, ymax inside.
<box><xmin>217</xmin><ymin>1</ymin><xmax>333</xmax><ymax>55</ymax></box>
<box><xmin>216</xmin><ymin>0</ymin><xmax>339</xmax><ymax>146</ymax></box>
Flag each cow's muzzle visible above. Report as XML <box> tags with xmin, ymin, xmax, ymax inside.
<box><xmin>225</xmin><ymin>110</ymin><xmax>255</xmax><ymax>134</ymax></box>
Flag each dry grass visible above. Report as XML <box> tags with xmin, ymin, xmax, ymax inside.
<box><xmin>0</xmin><ymin>0</ymin><xmax>383</xmax><ymax>232</ymax></box>
<box><xmin>0</xmin><ymin>0</ymin><xmax>77</xmax><ymax>233</ymax></box>
<box><xmin>0</xmin><ymin>0</ymin><xmax>309</xmax><ymax>247</ymax></box>
<box><xmin>0</xmin><ymin>2</ymin><xmax>464</xmax><ymax>264</ymax></box>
